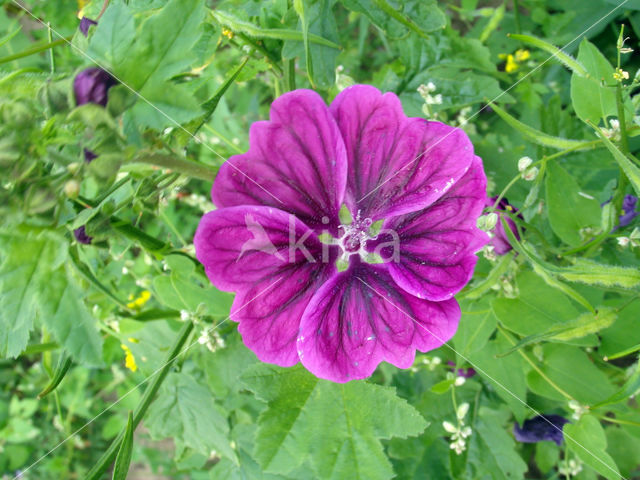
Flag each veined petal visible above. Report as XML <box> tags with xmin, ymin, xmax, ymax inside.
<box><xmin>297</xmin><ymin>261</ymin><xmax>459</xmax><ymax>383</ymax></box>
<box><xmin>194</xmin><ymin>206</ymin><xmax>338</xmax><ymax>366</ymax></box>
<box><xmin>330</xmin><ymin>85</ymin><xmax>474</xmax><ymax>220</ymax></box>
<box><xmin>372</xmin><ymin>157</ymin><xmax>488</xmax><ymax>301</ymax></box>
<box><xmin>212</xmin><ymin>90</ymin><xmax>347</xmax><ymax>232</ymax></box>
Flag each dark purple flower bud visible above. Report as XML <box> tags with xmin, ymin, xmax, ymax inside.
<box><xmin>486</xmin><ymin>196</ymin><xmax>523</xmax><ymax>255</ymax></box>
<box><xmin>79</xmin><ymin>17</ymin><xmax>97</xmax><ymax>37</ymax></box>
<box><xmin>447</xmin><ymin>361</ymin><xmax>476</xmax><ymax>378</ymax></box>
<box><xmin>74</xmin><ymin>68</ymin><xmax>117</xmax><ymax>107</ymax></box>
<box><xmin>83</xmin><ymin>148</ymin><xmax>98</xmax><ymax>163</ymax></box>
<box><xmin>620</xmin><ymin>194</ymin><xmax>638</xmax><ymax>227</ymax></box>
<box><xmin>513</xmin><ymin>415</ymin><xmax>569</xmax><ymax>446</ymax></box>
<box><xmin>74</xmin><ymin>226</ymin><xmax>93</xmax><ymax>245</ymax></box>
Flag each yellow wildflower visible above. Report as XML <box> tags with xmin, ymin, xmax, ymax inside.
<box><xmin>221</xmin><ymin>27</ymin><xmax>234</xmax><ymax>40</ymax></box>
<box><xmin>514</xmin><ymin>49</ymin><xmax>530</xmax><ymax>62</ymax></box>
<box><xmin>121</xmin><ymin>344</ymin><xmax>138</xmax><ymax>372</ymax></box>
<box><xmin>126</xmin><ymin>290</ymin><xmax>151</xmax><ymax>309</ymax></box>
<box><xmin>504</xmin><ymin>54</ymin><xmax>519</xmax><ymax>73</ymax></box>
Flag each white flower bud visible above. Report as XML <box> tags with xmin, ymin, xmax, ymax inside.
<box><xmin>517</xmin><ymin>156</ymin><xmax>533</xmax><ymax>172</ymax></box>
<box><xmin>522</xmin><ymin>166</ymin><xmax>539</xmax><ymax>181</ymax></box>
<box><xmin>456</xmin><ymin>402</ymin><xmax>470</xmax><ymax>420</ymax></box>
<box><xmin>617</xmin><ymin>236</ymin><xmax>630</xmax><ymax>247</ymax></box>
<box><xmin>64</xmin><ymin>180</ymin><xmax>80</xmax><ymax>199</ymax></box>
<box><xmin>454</xmin><ymin>376</ymin><xmax>466</xmax><ymax>387</ymax></box>
<box><xmin>442</xmin><ymin>421</ymin><xmax>457</xmax><ymax>433</ymax></box>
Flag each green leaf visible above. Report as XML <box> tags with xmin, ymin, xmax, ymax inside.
<box><xmin>340</xmin><ymin>0</ymin><xmax>445</xmax><ymax>38</ymax></box>
<box><xmin>593</xmin><ymin>361</ymin><xmax>640</xmax><ymax>409</ymax></box>
<box><xmin>545</xmin><ymin>161</ymin><xmax>601</xmax><ymax>246</ymax></box>
<box><xmin>146</xmin><ymin>373</ymin><xmax>237</xmax><ymax>463</ymax></box>
<box><xmin>564</xmin><ymin>415</ymin><xmax>620</xmax><ymax>480</ymax></box>
<box><xmin>453</xmin><ymin>298</ymin><xmax>497</xmax><ymax>355</ymax></box>
<box><xmin>152</xmin><ymin>254</ymin><xmax>232</xmax><ymax>315</ymax></box>
<box><xmin>112</xmin><ymin>411</ymin><xmax>134</xmax><ymax>480</ymax></box>
<box><xmin>0</xmin><ymin>231</ymin><xmax>103</xmax><ymax>365</ymax></box>
<box><xmin>0</xmin><ymin>230</ymin><xmax>66</xmax><ymax>358</ymax></box>
<box><xmin>288</xmin><ymin>0</ymin><xmax>340</xmax><ymax>89</ymax></box>
<box><xmin>241</xmin><ymin>363</ymin><xmax>427</xmax><ymax>479</ymax></box>
<box><xmin>526</xmin><ymin>344</ymin><xmax>614</xmax><ymax>404</ymax></box>
<box><xmin>467</xmin><ymin>336</ymin><xmax>529</xmax><ymax>424</ymax></box>
<box><xmin>490</xmin><ymin>102</ymin><xmax>598</xmax><ymax>150</ymax></box>
<box><xmin>507</xmin><ymin>33</ymin><xmax>587</xmax><ymax>76</ymax></box>
<box><xmin>88</xmin><ymin>0</ymin><xmax>205</xmax><ymax>129</ymax></box>
<box><xmin>556</xmin><ymin>258</ymin><xmax>640</xmax><ymax>290</ymax></box>
<box><xmin>468</xmin><ymin>407</ymin><xmax>528</xmax><ymax>480</ymax></box>
<box><xmin>594</xmin><ymin>123</ymin><xmax>640</xmax><ymax>197</ymax></box>
<box><xmin>570</xmin><ymin>38</ymin><xmax>617</xmax><ymax>124</ymax></box>
<box><xmin>38</xmin><ymin>353</ymin><xmax>72</xmax><ymax>399</ymax></box>
<box><xmin>492</xmin><ymin>271</ymin><xmax>580</xmax><ymax>336</ymax></box>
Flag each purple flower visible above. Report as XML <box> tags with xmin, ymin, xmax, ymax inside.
<box><xmin>447</xmin><ymin>361</ymin><xmax>476</xmax><ymax>378</ymax></box>
<box><xmin>83</xmin><ymin>148</ymin><xmax>98</xmax><ymax>163</ymax></box>
<box><xmin>74</xmin><ymin>226</ymin><xmax>92</xmax><ymax>245</ymax></box>
<box><xmin>74</xmin><ymin>68</ymin><xmax>117</xmax><ymax>107</ymax></box>
<box><xmin>513</xmin><ymin>415</ymin><xmax>569</xmax><ymax>446</ymax></box>
<box><xmin>486</xmin><ymin>196</ymin><xmax>522</xmax><ymax>255</ymax></box>
<box><xmin>619</xmin><ymin>194</ymin><xmax>638</xmax><ymax>227</ymax></box>
<box><xmin>79</xmin><ymin>17</ymin><xmax>97</xmax><ymax>37</ymax></box>
<box><xmin>194</xmin><ymin>86</ymin><xmax>488</xmax><ymax>382</ymax></box>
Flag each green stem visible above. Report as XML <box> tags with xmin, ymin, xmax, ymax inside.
<box><xmin>596</xmin><ymin>415</ymin><xmax>640</xmax><ymax>427</ymax></box>
<box><xmin>497</xmin><ymin>325</ymin><xmax>574</xmax><ymax>401</ymax></box>
<box><xmin>85</xmin><ymin>320</ymin><xmax>195</xmax><ymax>480</ymax></box>
<box><xmin>513</xmin><ymin>0</ymin><xmax>522</xmax><ymax>35</ymax></box>
<box><xmin>131</xmin><ymin>154</ymin><xmax>218</xmax><ymax>181</ymax></box>
<box><xmin>284</xmin><ymin>58</ymin><xmax>296</xmax><ymax>92</ymax></box>
<box><xmin>21</xmin><ymin>342</ymin><xmax>60</xmax><ymax>356</ymax></box>
<box><xmin>0</xmin><ymin>36</ymin><xmax>71</xmax><ymax>65</ymax></box>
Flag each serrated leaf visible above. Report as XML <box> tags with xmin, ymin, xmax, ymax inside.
<box><xmin>564</xmin><ymin>415</ymin><xmax>620</xmax><ymax>480</ymax></box>
<box><xmin>545</xmin><ymin>161</ymin><xmax>601</xmax><ymax>246</ymax></box>
<box><xmin>88</xmin><ymin>0</ymin><xmax>205</xmax><ymax>129</ymax></box>
<box><xmin>241</xmin><ymin>363</ymin><xmax>427</xmax><ymax>479</ymax></box>
<box><xmin>0</xmin><ymin>231</ymin><xmax>102</xmax><ymax>365</ymax></box>
<box><xmin>146</xmin><ymin>373</ymin><xmax>237</xmax><ymax>463</ymax></box>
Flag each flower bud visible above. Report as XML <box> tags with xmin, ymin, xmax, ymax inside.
<box><xmin>517</xmin><ymin>156</ymin><xmax>532</xmax><ymax>172</ymax></box>
<box><xmin>64</xmin><ymin>180</ymin><xmax>80</xmax><ymax>199</ymax></box>
<box><xmin>74</xmin><ymin>226</ymin><xmax>93</xmax><ymax>245</ymax></box>
<box><xmin>79</xmin><ymin>17</ymin><xmax>97</xmax><ymax>37</ymax></box>
<box><xmin>456</xmin><ymin>402</ymin><xmax>469</xmax><ymax>420</ymax></box>
<box><xmin>442</xmin><ymin>421</ymin><xmax>457</xmax><ymax>433</ymax></box>
<box><xmin>522</xmin><ymin>166</ymin><xmax>539</xmax><ymax>181</ymax></box>
<box><xmin>74</xmin><ymin>68</ymin><xmax>118</xmax><ymax>107</ymax></box>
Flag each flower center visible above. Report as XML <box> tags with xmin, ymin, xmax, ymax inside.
<box><xmin>337</xmin><ymin>211</ymin><xmax>374</xmax><ymax>260</ymax></box>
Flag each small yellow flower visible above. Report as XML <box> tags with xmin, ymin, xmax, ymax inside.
<box><xmin>221</xmin><ymin>27</ymin><xmax>234</xmax><ymax>39</ymax></box>
<box><xmin>504</xmin><ymin>54</ymin><xmax>519</xmax><ymax>73</ymax></box>
<box><xmin>126</xmin><ymin>290</ymin><xmax>151</xmax><ymax>309</ymax></box>
<box><xmin>613</xmin><ymin>68</ymin><xmax>629</xmax><ymax>82</ymax></box>
<box><xmin>514</xmin><ymin>49</ymin><xmax>530</xmax><ymax>62</ymax></box>
<box><xmin>121</xmin><ymin>344</ymin><xmax>138</xmax><ymax>372</ymax></box>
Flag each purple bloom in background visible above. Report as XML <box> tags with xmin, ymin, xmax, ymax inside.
<box><xmin>74</xmin><ymin>226</ymin><xmax>92</xmax><ymax>245</ymax></box>
<box><xmin>83</xmin><ymin>148</ymin><xmax>98</xmax><ymax>163</ymax></box>
<box><xmin>619</xmin><ymin>194</ymin><xmax>638</xmax><ymax>227</ymax></box>
<box><xmin>74</xmin><ymin>67</ymin><xmax>117</xmax><ymax>107</ymax></box>
<box><xmin>79</xmin><ymin>17</ymin><xmax>97</xmax><ymax>37</ymax></box>
<box><xmin>447</xmin><ymin>361</ymin><xmax>476</xmax><ymax>378</ymax></box>
<box><xmin>195</xmin><ymin>85</ymin><xmax>488</xmax><ymax>382</ymax></box>
<box><xmin>486</xmin><ymin>196</ymin><xmax>522</xmax><ymax>255</ymax></box>
<box><xmin>514</xmin><ymin>415</ymin><xmax>569</xmax><ymax>446</ymax></box>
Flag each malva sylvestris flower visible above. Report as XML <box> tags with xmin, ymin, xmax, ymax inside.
<box><xmin>74</xmin><ymin>67</ymin><xmax>117</xmax><ymax>107</ymax></box>
<box><xmin>513</xmin><ymin>415</ymin><xmax>569</xmax><ymax>446</ymax></box>
<box><xmin>195</xmin><ymin>85</ymin><xmax>488</xmax><ymax>382</ymax></box>
<box><xmin>486</xmin><ymin>196</ymin><xmax>522</xmax><ymax>255</ymax></box>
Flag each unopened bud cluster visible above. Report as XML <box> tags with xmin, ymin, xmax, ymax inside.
<box><xmin>443</xmin><ymin>402</ymin><xmax>472</xmax><ymax>455</ymax></box>
<box><xmin>517</xmin><ymin>156</ymin><xmax>538</xmax><ymax>181</ymax></box>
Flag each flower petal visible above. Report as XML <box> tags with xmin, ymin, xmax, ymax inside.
<box><xmin>330</xmin><ymin>85</ymin><xmax>474</xmax><ymax>220</ymax></box>
<box><xmin>297</xmin><ymin>261</ymin><xmax>459</xmax><ymax>382</ymax></box>
<box><xmin>194</xmin><ymin>206</ymin><xmax>338</xmax><ymax>366</ymax></box>
<box><xmin>212</xmin><ymin>90</ymin><xmax>347</xmax><ymax>232</ymax></box>
<box><xmin>372</xmin><ymin>157</ymin><xmax>488</xmax><ymax>301</ymax></box>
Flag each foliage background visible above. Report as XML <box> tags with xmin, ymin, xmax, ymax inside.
<box><xmin>0</xmin><ymin>0</ymin><xmax>640</xmax><ymax>478</ymax></box>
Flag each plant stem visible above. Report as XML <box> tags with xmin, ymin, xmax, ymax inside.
<box><xmin>0</xmin><ymin>36</ymin><xmax>72</xmax><ymax>65</ymax></box>
<box><xmin>513</xmin><ymin>0</ymin><xmax>522</xmax><ymax>35</ymax></box>
<box><xmin>85</xmin><ymin>320</ymin><xmax>194</xmax><ymax>480</ymax></box>
<box><xmin>132</xmin><ymin>154</ymin><xmax>218</xmax><ymax>181</ymax></box>
<box><xmin>497</xmin><ymin>325</ymin><xmax>574</xmax><ymax>401</ymax></box>
<box><xmin>285</xmin><ymin>58</ymin><xmax>296</xmax><ymax>92</ymax></box>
